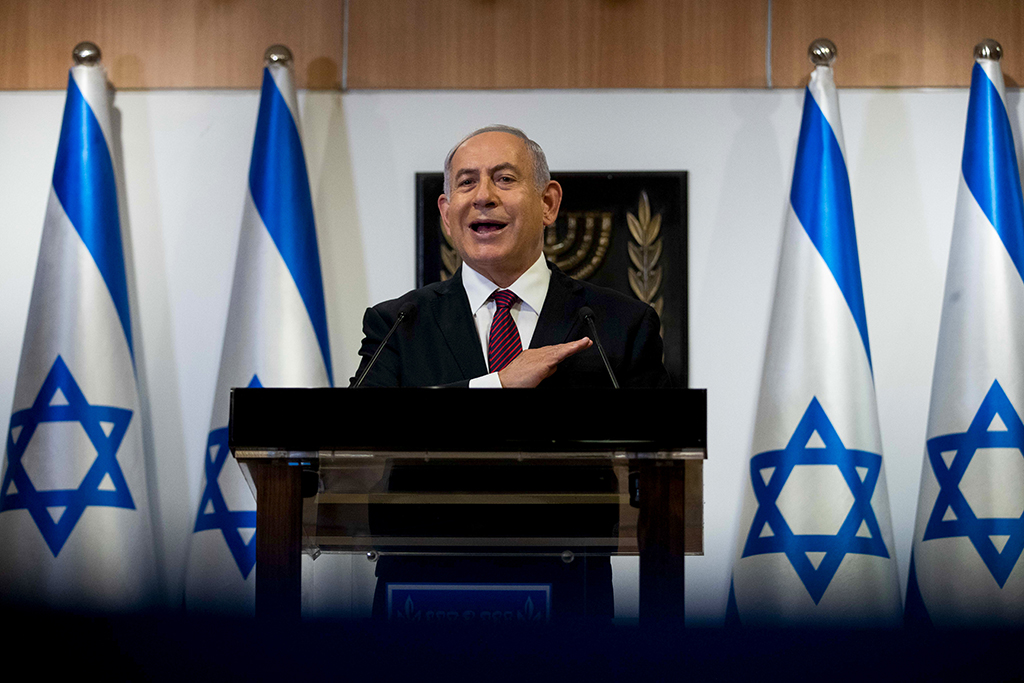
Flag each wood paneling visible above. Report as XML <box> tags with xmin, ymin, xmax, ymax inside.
<box><xmin>0</xmin><ymin>0</ymin><xmax>344</xmax><ymax>90</ymax></box>
<box><xmin>346</xmin><ymin>0</ymin><xmax>767</xmax><ymax>89</ymax></box>
<box><xmin>772</xmin><ymin>0</ymin><xmax>1024</xmax><ymax>87</ymax></box>
<box><xmin>4</xmin><ymin>0</ymin><xmax>1024</xmax><ymax>90</ymax></box>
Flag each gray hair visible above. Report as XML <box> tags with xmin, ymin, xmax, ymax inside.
<box><xmin>442</xmin><ymin>125</ymin><xmax>551</xmax><ymax>195</ymax></box>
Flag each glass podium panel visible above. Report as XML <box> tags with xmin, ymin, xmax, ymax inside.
<box><xmin>237</xmin><ymin>450</ymin><xmax>702</xmax><ymax>622</ymax></box>
<box><xmin>300</xmin><ymin>450</ymin><xmax>703</xmax><ymax>558</ymax></box>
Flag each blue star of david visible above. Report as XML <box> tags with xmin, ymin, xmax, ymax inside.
<box><xmin>192</xmin><ymin>374</ymin><xmax>260</xmax><ymax>578</ymax></box>
<box><xmin>923</xmin><ymin>379</ymin><xmax>1024</xmax><ymax>588</ymax></box>
<box><xmin>1</xmin><ymin>355</ymin><xmax>135</xmax><ymax>556</ymax></box>
<box><xmin>742</xmin><ymin>397</ymin><xmax>889</xmax><ymax>603</ymax></box>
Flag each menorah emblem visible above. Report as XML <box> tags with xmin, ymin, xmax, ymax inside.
<box><xmin>542</xmin><ymin>211</ymin><xmax>612</xmax><ymax>280</ymax></box>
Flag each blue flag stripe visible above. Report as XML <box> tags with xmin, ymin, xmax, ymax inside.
<box><xmin>51</xmin><ymin>73</ymin><xmax>133</xmax><ymax>360</ymax></box>
<box><xmin>962</xmin><ymin>63</ymin><xmax>1024</xmax><ymax>283</ymax></box>
<box><xmin>790</xmin><ymin>87</ymin><xmax>872</xmax><ymax>368</ymax></box>
<box><xmin>248</xmin><ymin>69</ymin><xmax>333</xmax><ymax>386</ymax></box>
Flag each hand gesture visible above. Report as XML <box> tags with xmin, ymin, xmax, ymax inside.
<box><xmin>497</xmin><ymin>338</ymin><xmax>592</xmax><ymax>388</ymax></box>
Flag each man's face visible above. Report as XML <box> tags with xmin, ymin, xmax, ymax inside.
<box><xmin>438</xmin><ymin>132</ymin><xmax>561</xmax><ymax>287</ymax></box>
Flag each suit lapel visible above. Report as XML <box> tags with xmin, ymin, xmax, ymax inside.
<box><xmin>430</xmin><ymin>268</ymin><xmax>488</xmax><ymax>379</ymax></box>
<box><xmin>531</xmin><ymin>263</ymin><xmax>586</xmax><ymax>349</ymax></box>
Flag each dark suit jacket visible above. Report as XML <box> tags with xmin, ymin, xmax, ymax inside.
<box><xmin>355</xmin><ymin>263</ymin><xmax>667</xmax><ymax>619</ymax></box>
<box><xmin>351</xmin><ymin>262</ymin><xmax>670</xmax><ymax>388</ymax></box>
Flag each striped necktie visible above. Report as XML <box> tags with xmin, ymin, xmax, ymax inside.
<box><xmin>487</xmin><ymin>289</ymin><xmax>523</xmax><ymax>373</ymax></box>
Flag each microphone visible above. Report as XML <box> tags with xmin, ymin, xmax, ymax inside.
<box><xmin>353</xmin><ymin>302</ymin><xmax>416</xmax><ymax>387</ymax></box>
<box><xmin>579</xmin><ymin>306</ymin><xmax>619</xmax><ymax>389</ymax></box>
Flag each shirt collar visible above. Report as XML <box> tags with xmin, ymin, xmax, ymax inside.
<box><xmin>462</xmin><ymin>253</ymin><xmax>551</xmax><ymax>314</ymax></box>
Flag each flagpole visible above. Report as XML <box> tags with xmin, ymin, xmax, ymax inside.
<box><xmin>0</xmin><ymin>39</ymin><xmax>159</xmax><ymax>611</ymax></box>
<box><xmin>728</xmin><ymin>37</ymin><xmax>902</xmax><ymax>627</ymax></box>
<box><xmin>906</xmin><ymin>38</ymin><xmax>1024</xmax><ymax>627</ymax></box>
<box><xmin>185</xmin><ymin>42</ymin><xmax>333</xmax><ymax>615</ymax></box>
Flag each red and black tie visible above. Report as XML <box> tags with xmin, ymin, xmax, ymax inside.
<box><xmin>487</xmin><ymin>289</ymin><xmax>523</xmax><ymax>373</ymax></box>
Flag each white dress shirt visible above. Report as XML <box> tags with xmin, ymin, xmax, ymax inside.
<box><xmin>462</xmin><ymin>253</ymin><xmax>551</xmax><ymax>388</ymax></box>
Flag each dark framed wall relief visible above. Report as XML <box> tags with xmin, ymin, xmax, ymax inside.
<box><xmin>415</xmin><ymin>172</ymin><xmax>688</xmax><ymax>387</ymax></box>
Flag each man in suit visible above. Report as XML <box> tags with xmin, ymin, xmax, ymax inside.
<box><xmin>352</xmin><ymin>125</ymin><xmax>670</xmax><ymax>620</ymax></box>
<box><xmin>352</xmin><ymin>125</ymin><xmax>669</xmax><ymax>389</ymax></box>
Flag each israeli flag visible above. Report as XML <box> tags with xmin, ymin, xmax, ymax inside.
<box><xmin>728</xmin><ymin>64</ymin><xmax>902</xmax><ymax>626</ymax></box>
<box><xmin>0</xmin><ymin>61</ymin><xmax>158</xmax><ymax>610</ymax></box>
<box><xmin>905</xmin><ymin>53</ymin><xmax>1024</xmax><ymax>627</ymax></box>
<box><xmin>183</xmin><ymin>56</ymin><xmax>332</xmax><ymax>613</ymax></box>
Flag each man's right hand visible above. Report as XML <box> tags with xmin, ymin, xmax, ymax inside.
<box><xmin>497</xmin><ymin>337</ymin><xmax>593</xmax><ymax>388</ymax></box>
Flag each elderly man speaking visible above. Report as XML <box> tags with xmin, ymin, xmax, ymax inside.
<box><xmin>351</xmin><ymin>125</ymin><xmax>669</xmax><ymax>390</ymax></box>
<box><xmin>351</xmin><ymin>125</ymin><xmax>670</xmax><ymax>621</ymax></box>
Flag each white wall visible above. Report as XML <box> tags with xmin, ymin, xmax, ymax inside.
<box><xmin>1</xmin><ymin>83</ymin><xmax>1018</xmax><ymax>623</ymax></box>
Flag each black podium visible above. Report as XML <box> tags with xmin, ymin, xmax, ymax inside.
<box><xmin>229</xmin><ymin>387</ymin><xmax>705</xmax><ymax>623</ymax></box>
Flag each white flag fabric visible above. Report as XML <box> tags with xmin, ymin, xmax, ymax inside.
<box><xmin>728</xmin><ymin>65</ymin><xmax>902</xmax><ymax>626</ymax></box>
<box><xmin>0</xmin><ymin>63</ymin><xmax>158</xmax><ymax>610</ymax></box>
<box><xmin>184</xmin><ymin>60</ymin><xmax>333</xmax><ymax>613</ymax></box>
<box><xmin>905</xmin><ymin>56</ymin><xmax>1024</xmax><ymax>627</ymax></box>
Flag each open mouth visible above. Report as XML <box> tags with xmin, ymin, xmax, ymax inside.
<box><xmin>470</xmin><ymin>220</ymin><xmax>508</xmax><ymax>233</ymax></box>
